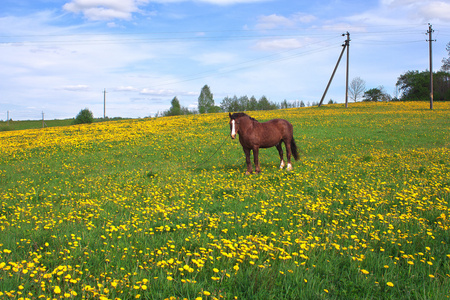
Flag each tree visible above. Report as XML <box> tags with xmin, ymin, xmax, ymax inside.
<box><xmin>363</xmin><ymin>86</ymin><xmax>391</xmax><ymax>102</ymax></box>
<box><xmin>257</xmin><ymin>96</ymin><xmax>268</xmax><ymax>110</ymax></box>
<box><xmin>434</xmin><ymin>71</ymin><xmax>450</xmax><ymax>100</ymax></box>
<box><xmin>248</xmin><ymin>96</ymin><xmax>258</xmax><ymax>111</ymax></box>
<box><xmin>165</xmin><ymin>97</ymin><xmax>182</xmax><ymax>116</ymax></box>
<box><xmin>220</xmin><ymin>95</ymin><xmax>238</xmax><ymax>112</ymax></box>
<box><xmin>396</xmin><ymin>70</ymin><xmax>450</xmax><ymax>101</ymax></box>
<box><xmin>238</xmin><ymin>95</ymin><xmax>249</xmax><ymax>110</ymax></box>
<box><xmin>349</xmin><ymin>77</ymin><xmax>366</xmax><ymax>102</ymax></box>
<box><xmin>280</xmin><ymin>99</ymin><xmax>289</xmax><ymax>109</ymax></box>
<box><xmin>73</xmin><ymin>108</ymin><xmax>94</xmax><ymax>124</ymax></box>
<box><xmin>441</xmin><ymin>42</ymin><xmax>450</xmax><ymax>72</ymax></box>
<box><xmin>198</xmin><ymin>85</ymin><xmax>214</xmax><ymax>114</ymax></box>
<box><xmin>396</xmin><ymin>70</ymin><xmax>429</xmax><ymax>100</ymax></box>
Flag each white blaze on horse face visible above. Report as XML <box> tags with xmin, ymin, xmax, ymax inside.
<box><xmin>230</xmin><ymin>120</ymin><xmax>236</xmax><ymax>139</ymax></box>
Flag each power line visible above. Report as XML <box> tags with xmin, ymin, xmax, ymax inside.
<box><xmin>0</xmin><ymin>24</ymin><xmax>438</xmax><ymax>46</ymax></box>
<box><xmin>147</xmin><ymin>38</ymin><xmax>342</xmax><ymax>88</ymax></box>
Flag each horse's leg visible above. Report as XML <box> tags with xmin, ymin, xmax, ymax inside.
<box><xmin>253</xmin><ymin>147</ymin><xmax>261</xmax><ymax>174</ymax></box>
<box><xmin>276</xmin><ymin>143</ymin><xmax>285</xmax><ymax>169</ymax></box>
<box><xmin>243</xmin><ymin>147</ymin><xmax>253</xmax><ymax>175</ymax></box>
<box><xmin>284</xmin><ymin>140</ymin><xmax>293</xmax><ymax>171</ymax></box>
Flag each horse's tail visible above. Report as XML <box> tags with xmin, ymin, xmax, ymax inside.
<box><xmin>291</xmin><ymin>138</ymin><xmax>300</xmax><ymax>161</ymax></box>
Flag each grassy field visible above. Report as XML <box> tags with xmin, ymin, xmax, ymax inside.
<box><xmin>0</xmin><ymin>118</ymin><xmax>128</xmax><ymax>132</ymax></box>
<box><xmin>0</xmin><ymin>119</ymin><xmax>73</xmax><ymax>131</ymax></box>
<box><xmin>0</xmin><ymin>101</ymin><xmax>449</xmax><ymax>299</ymax></box>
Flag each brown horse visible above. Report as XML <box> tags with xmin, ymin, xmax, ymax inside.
<box><xmin>229</xmin><ymin>112</ymin><xmax>299</xmax><ymax>174</ymax></box>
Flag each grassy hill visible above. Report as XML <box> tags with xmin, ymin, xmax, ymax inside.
<box><xmin>0</xmin><ymin>101</ymin><xmax>449</xmax><ymax>299</ymax></box>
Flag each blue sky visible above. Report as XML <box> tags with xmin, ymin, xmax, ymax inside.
<box><xmin>1</xmin><ymin>0</ymin><xmax>450</xmax><ymax>120</ymax></box>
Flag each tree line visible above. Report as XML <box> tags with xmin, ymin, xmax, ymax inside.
<box><xmin>162</xmin><ymin>85</ymin><xmax>335</xmax><ymax>117</ymax></box>
<box><xmin>162</xmin><ymin>85</ymin><xmax>316</xmax><ymax>116</ymax></box>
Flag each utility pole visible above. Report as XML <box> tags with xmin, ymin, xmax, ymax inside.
<box><xmin>345</xmin><ymin>32</ymin><xmax>350</xmax><ymax>108</ymax></box>
<box><xmin>319</xmin><ymin>32</ymin><xmax>350</xmax><ymax>107</ymax></box>
<box><xmin>42</xmin><ymin>111</ymin><xmax>45</xmax><ymax>128</ymax></box>
<box><xmin>7</xmin><ymin>111</ymin><xmax>9</xmax><ymax>126</ymax></box>
<box><xmin>103</xmin><ymin>88</ymin><xmax>107</xmax><ymax>119</ymax></box>
<box><xmin>427</xmin><ymin>24</ymin><xmax>435</xmax><ymax>110</ymax></box>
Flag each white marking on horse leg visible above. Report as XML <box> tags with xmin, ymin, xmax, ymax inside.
<box><xmin>280</xmin><ymin>160</ymin><xmax>285</xmax><ymax>169</ymax></box>
<box><xmin>287</xmin><ymin>163</ymin><xmax>293</xmax><ymax>171</ymax></box>
<box><xmin>230</xmin><ymin>120</ymin><xmax>236</xmax><ymax>139</ymax></box>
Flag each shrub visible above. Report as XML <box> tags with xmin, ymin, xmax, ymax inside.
<box><xmin>73</xmin><ymin>108</ymin><xmax>94</xmax><ymax>125</ymax></box>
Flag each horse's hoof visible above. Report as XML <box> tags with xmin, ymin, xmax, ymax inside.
<box><xmin>245</xmin><ymin>171</ymin><xmax>252</xmax><ymax>175</ymax></box>
<box><xmin>287</xmin><ymin>163</ymin><xmax>293</xmax><ymax>171</ymax></box>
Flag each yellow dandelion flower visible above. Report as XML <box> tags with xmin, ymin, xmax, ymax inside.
<box><xmin>54</xmin><ymin>286</ymin><xmax>61</xmax><ymax>294</ymax></box>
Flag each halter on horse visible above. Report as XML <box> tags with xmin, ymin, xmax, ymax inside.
<box><xmin>229</xmin><ymin>113</ymin><xmax>299</xmax><ymax>174</ymax></box>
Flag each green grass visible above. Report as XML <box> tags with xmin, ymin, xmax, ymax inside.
<box><xmin>0</xmin><ymin>119</ymin><xmax>73</xmax><ymax>131</ymax></box>
<box><xmin>0</xmin><ymin>117</ymin><xmax>128</xmax><ymax>131</ymax></box>
<box><xmin>0</xmin><ymin>101</ymin><xmax>449</xmax><ymax>299</ymax></box>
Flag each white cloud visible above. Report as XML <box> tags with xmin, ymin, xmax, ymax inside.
<box><xmin>63</xmin><ymin>0</ymin><xmax>270</xmax><ymax>21</ymax></box>
<box><xmin>139</xmin><ymin>88</ymin><xmax>197</xmax><ymax>97</ymax></box>
<box><xmin>62</xmin><ymin>85</ymin><xmax>91</xmax><ymax>91</ymax></box>
<box><xmin>140</xmin><ymin>88</ymin><xmax>176</xmax><ymax>96</ymax></box>
<box><xmin>116</xmin><ymin>86</ymin><xmax>139</xmax><ymax>92</ymax></box>
<box><xmin>255</xmin><ymin>12</ymin><xmax>316</xmax><ymax>30</ymax></box>
<box><xmin>192</xmin><ymin>52</ymin><xmax>237</xmax><ymax>65</ymax></box>
<box><xmin>256</xmin><ymin>14</ymin><xmax>294</xmax><ymax>30</ymax></box>
<box><xmin>63</xmin><ymin>0</ymin><xmax>150</xmax><ymax>20</ymax></box>
<box><xmin>200</xmin><ymin>0</ymin><xmax>269</xmax><ymax>3</ymax></box>
<box><xmin>381</xmin><ymin>0</ymin><xmax>419</xmax><ymax>6</ymax></box>
<box><xmin>292</xmin><ymin>12</ymin><xmax>317</xmax><ymax>23</ymax></box>
<box><xmin>254</xmin><ymin>38</ymin><xmax>304</xmax><ymax>51</ymax></box>
<box><xmin>151</xmin><ymin>0</ymin><xmax>269</xmax><ymax>4</ymax></box>
<box><xmin>380</xmin><ymin>0</ymin><xmax>450</xmax><ymax>22</ymax></box>
<box><xmin>419</xmin><ymin>1</ymin><xmax>450</xmax><ymax>22</ymax></box>
<box><xmin>321</xmin><ymin>22</ymin><xmax>367</xmax><ymax>33</ymax></box>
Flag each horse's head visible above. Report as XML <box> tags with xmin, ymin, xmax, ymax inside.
<box><xmin>229</xmin><ymin>113</ymin><xmax>238</xmax><ymax>139</ymax></box>
<box><xmin>229</xmin><ymin>112</ymin><xmax>253</xmax><ymax>139</ymax></box>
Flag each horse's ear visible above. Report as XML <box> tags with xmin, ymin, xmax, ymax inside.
<box><xmin>229</xmin><ymin>113</ymin><xmax>232</xmax><ymax>118</ymax></box>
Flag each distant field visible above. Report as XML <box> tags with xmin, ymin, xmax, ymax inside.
<box><xmin>0</xmin><ymin>117</ymin><xmax>129</xmax><ymax>131</ymax></box>
<box><xmin>0</xmin><ymin>119</ymin><xmax>74</xmax><ymax>131</ymax></box>
<box><xmin>0</xmin><ymin>101</ymin><xmax>449</xmax><ymax>299</ymax></box>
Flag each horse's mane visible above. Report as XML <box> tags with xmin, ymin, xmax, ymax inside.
<box><xmin>229</xmin><ymin>112</ymin><xmax>257</xmax><ymax>122</ymax></box>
